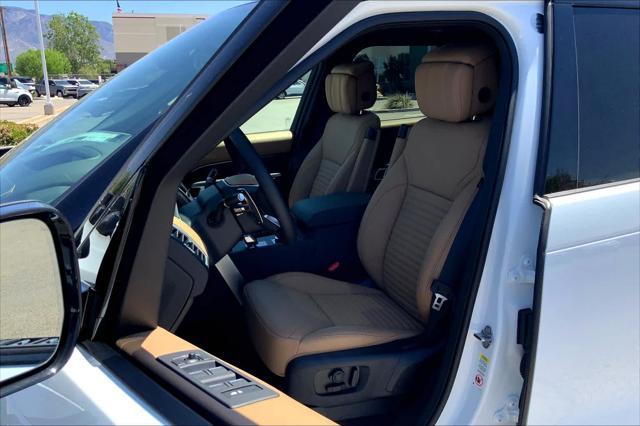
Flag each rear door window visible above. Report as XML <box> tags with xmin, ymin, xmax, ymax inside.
<box><xmin>542</xmin><ymin>5</ymin><xmax>640</xmax><ymax>193</ymax></box>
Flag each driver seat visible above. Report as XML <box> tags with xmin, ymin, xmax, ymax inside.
<box><xmin>288</xmin><ymin>61</ymin><xmax>380</xmax><ymax>206</ymax></box>
<box><xmin>244</xmin><ymin>44</ymin><xmax>497</xmax><ymax>377</ymax></box>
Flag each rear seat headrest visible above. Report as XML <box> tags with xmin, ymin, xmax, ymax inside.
<box><xmin>415</xmin><ymin>44</ymin><xmax>498</xmax><ymax>123</ymax></box>
<box><xmin>325</xmin><ymin>61</ymin><xmax>376</xmax><ymax>114</ymax></box>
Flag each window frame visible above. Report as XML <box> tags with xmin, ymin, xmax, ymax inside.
<box><xmin>534</xmin><ymin>0</ymin><xmax>640</xmax><ymax>196</ymax></box>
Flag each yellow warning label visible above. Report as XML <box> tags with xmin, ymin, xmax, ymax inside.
<box><xmin>480</xmin><ymin>354</ymin><xmax>490</xmax><ymax>364</ymax></box>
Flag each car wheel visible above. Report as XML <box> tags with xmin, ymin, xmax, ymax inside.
<box><xmin>277</xmin><ymin>91</ymin><xmax>286</xmax><ymax>100</ymax></box>
<box><xmin>17</xmin><ymin>96</ymin><xmax>31</xmax><ymax>107</ymax></box>
<box><xmin>35</xmin><ymin>90</ymin><xmax>41</xmax><ymax>97</ymax></box>
<box><xmin>56</xmin><ymin>90</ymin><xmax>63</xmax><ymax>97</ymax></box>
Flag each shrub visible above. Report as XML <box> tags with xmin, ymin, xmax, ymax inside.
<box><xmin>15</xmin><ymin>49</ymin><xmax>71</xmax><ymax>79</ymax></box>
<box><xmin>0</xmin><ymin>121</ymin><xmax>38</xmax><ymax>146</ymax></box>
<box><xmin>384</xmin><ymin>93</ymin><xmax>411</xmax><ymax>110</ymax></box>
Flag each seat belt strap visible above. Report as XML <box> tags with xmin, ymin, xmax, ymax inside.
<box><xmin>388</xmin><ymin>124</ymin><xmax>409</xmax><ymax>167</ymax></box>
<box><xmin>373</xmin><ymin>124</ymin><xmax>409</xmax><ymax>181</ymax></box>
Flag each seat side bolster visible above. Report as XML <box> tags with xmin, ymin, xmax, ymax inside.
<box><xmin>357</xmin><ymin>158</ymin><xmax>408</xmax><ymax>286</ymax></box>
<box><xmin>322</xmin><ymin>112</ymin><xmax>381</xmax><ymax>196</ymax></box>
<box><xmin>415</xmin><ymin>173</ymin><xmax>483</xmax><ymax>322</ymax></box>
<box><xmin>346</xmin><ymin>120</ymin><xmax>381</xmax><ymax>193</ymax></box>
<box><xmin>288</xmin><ymin>142</ymin><xmax>323</xmax><ymax>206</ymax></box>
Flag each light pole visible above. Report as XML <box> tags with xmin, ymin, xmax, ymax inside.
<box><xmin>34</xmin><ymin>0</ymin><xmax>53</xmax><ymax>115</ymax></box>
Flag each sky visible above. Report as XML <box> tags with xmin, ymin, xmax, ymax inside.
<box><xmin>0</xmin><ymin>0</ymin><xmax>250</xmax><ymax>22</ymax></box>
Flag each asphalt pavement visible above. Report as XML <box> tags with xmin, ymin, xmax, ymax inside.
<box><xmin>0</xmin><ymin>219</ymin><xmax>63</xmax><ymax>341</ymax></box>
<box><xmin>0</xmin><ymin>96</ymin><xmax>77</xmax><ymax>126</ymax></box>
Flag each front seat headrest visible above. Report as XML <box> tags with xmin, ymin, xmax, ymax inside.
<box><xmin>416</xmin><ymin>44</ymin><xmax>498</xmax><ymax>123</ymax></box>
<box><xmin>325</xmin><ymin>61</ymin><xmax>376</xmax><ymax>114</ymax></box>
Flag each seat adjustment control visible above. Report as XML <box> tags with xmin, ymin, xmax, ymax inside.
<box><xmin>316</xmin><ymin>366</ymin><xmax>363</xmax><ymax>395</ymax></box>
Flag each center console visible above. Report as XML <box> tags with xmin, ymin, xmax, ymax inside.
<box><xmin>181</xmin><ymin>172</ymin><xmax>372</xmax><ymax>282</ymax></box>
<box><xmin>230</xmin><ymin>191</ymin><xmax>371</xmax><ymax>282</ymax></box>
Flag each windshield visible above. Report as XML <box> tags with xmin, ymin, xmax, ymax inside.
<box><xmin>0</xmin><ymin>3</ymin><xmax>254</xmax><ymax>208</ymax></box>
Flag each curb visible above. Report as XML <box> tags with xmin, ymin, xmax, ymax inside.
<box><xmin>17</xmin><ymin>103</ymin><xmax>73</xmax><ymax>127</ymax></box>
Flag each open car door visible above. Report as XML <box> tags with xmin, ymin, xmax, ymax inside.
<box><xmin>522</xmin><ymin>1</ymin><xmax>640</xmax><ymax>424</ymax></box>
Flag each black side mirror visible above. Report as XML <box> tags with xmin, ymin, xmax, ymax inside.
<box><xmin>0</xmin><ymin>202</ymin><xmax>82</xmax><ymax>398</ymax></box>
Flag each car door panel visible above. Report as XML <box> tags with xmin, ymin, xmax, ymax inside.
<box><xmin>184</xmin><ymin>130</ymin><xmax>293</xmax><ymax>187</ymax></box>
<box><xmin>525</xmin><ymin>181</ymin><xmax>640</xmax><ymax>424</ymax></box>
<box><xmin>523</xmin><ymin>2</ymin><xmax>640</xmax><ymax>423</ymax></box>
<box><xmin>195</xmin><ymin>130</ymin><xmax>293</xmax><ymax>167</ymax></box>
<box><xmin>117</xmin><ymin>327</ymin><xmax>335</xmax><ymax>425</ymax></box>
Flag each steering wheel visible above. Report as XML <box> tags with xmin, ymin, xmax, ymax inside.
<box><xmin>225</xmin><ymin>128</ymin><xmax>297</xmax><ymax>244</ymax></box>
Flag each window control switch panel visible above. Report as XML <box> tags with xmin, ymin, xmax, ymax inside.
<box><xmin>158</xmin><ymin>350</ymin><xmax>277</xmax><ymax>408</ymax></box>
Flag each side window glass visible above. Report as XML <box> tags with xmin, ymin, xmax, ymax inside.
<box><xmin>240</xmin><ymin>71</ymin><xmax>311</xmax><ymax>135</ymax></box>
<box><xmin>355</xmin><ymin>45</ymin><xmax>433</xmax><ymax>122</ymax></box>
<box><xmin>544</xmin><ymin>6</ymin><xmax>640</xmax><ymax>193</ymax></box>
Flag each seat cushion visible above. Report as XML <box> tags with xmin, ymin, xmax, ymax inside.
<box><xmin>243</xmin><ymin>272</ymin><xmax>423</xmax><ymax>376</ymax></box>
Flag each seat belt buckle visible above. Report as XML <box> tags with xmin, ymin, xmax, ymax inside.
<box><xmin>431</xmin><ymin>279</ymin><xmax>453</xmax><ymax>312</ymax></box>
<box><xmin>432</xmin><ymin>293</ymin><xmax>448</xmax><ymax>312</ymax></box>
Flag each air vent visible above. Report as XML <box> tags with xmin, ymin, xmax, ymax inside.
<box><xmin>171</xmin><ymin>226</ymin><xmax>209</xmax><ymax>267</ymax></box>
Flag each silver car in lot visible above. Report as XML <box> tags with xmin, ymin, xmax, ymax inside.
<box><xmin>67</xmin><ymin>79</ymin><xmax>99</xmax><ymax>98</ymax></box>
<box><xmin>35</xmin><ymin>79</ymin><xmax>78</xmax><ymax>98</ymax></box>
<box><xmin>276</xmin><ymin>78</ymin><xmax>305</xmax><ymax>99</ymax></box>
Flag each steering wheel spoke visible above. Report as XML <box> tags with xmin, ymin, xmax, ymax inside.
<box><xmin>224</xmin><ymin>129</ymin><xmax>296</xmax><ymax>244</ymax></box>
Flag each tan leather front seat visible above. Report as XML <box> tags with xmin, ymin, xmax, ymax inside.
<box><xmin>245</xmin><ymin>44</ymin><xmax>498</xmax><ymax>377</ymax></box>
<box><xmin>288</xmin><ymin>61</ymin><xmax>380</xmax><ymax>206</ymax></box>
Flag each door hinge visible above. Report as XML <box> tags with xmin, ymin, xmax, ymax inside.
<box><xmin>494</xmin><ymin>394</ymin><xmax>520</xmax><ymax>424</ymax></box>
<box><xmin>508</xmin><ymin>256</ymin><xmax>536</xmax><ymax>285</ymax></box>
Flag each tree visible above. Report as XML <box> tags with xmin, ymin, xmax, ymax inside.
<box><xmin>381</xmin><ymin>53</ymin><xmax>410</xmax><ymax>94</ymax></box>
<box><xmin>77</xmin><ymin>59</ymin><xmax>115</xmax><ymax>77</ymax></box>
<box><xmin>45</xmin><ymin>12</ymin><xmax>101</xmax><ymax>74</ymax></box>
<box><xmin>15</xmin><ymin>49</ymin><xmax>71</xmax><ymax>79</ymax></box>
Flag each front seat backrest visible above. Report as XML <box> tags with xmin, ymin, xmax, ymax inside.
<box><xmin>288</xmin><ymin>61</ymin><xmax>380</xmax><ymax>206</ymax></box>
<box><xmin>357</xmin><ymin>44</ymin><xmax>498</xmax><ymax>322</ymax></box>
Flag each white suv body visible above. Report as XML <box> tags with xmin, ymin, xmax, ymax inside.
<box><xmin>0</xmin><ymin>78</ymin><xmax>33</xmax><ymax>107</ymax></box>
<box><xmin>1</xmin><ymin>1</ymin><xmax>638</xmax><ymax>425</ymax></box>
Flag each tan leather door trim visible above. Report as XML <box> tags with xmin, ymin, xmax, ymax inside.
<box><xmin>197</xmin><ymin>130</ymin><xmax>293</xmax><ymax>167</ymax></box>
<box><xmin>117</xmin><ymin>327</ymin><xmax>335</xmax><ymax>426</ymax></box>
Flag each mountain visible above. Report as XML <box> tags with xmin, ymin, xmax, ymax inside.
<box><xmin>0</xmin><ymin>5</ymin><xmax>114</xmax><ymax>63</ymax></box>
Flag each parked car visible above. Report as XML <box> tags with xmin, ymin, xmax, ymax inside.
<box><xmin>277</xmin><ymin>78</ymin><xmax>306</xmax><ymax>99</ymax></box>
<box><xmin>12</xmin><ymin>79</ymin><xmax>36</xmax><ymax>96</ymax></box>
<box><xmin>11</xmin><ymin>76</ymin><xmax>36</xmax><ymax>94</ymax></box>
<box><xmin>0</xmin><ymin>1</ymin><xmax>638</xmax><ymax>425</ymax></box>
<box><xmin>35</xmin><ymin>79</ymin><xmax>77</xmax><ymax>98</ymax></box>
<box><xmin>0</xmin><ymin>77</ymin><xmax>33</xmax><ymax>107</ymax></box>
<box><xmin>66</xmin><ymin>79</ymin><xmax>99</xmax><ymax>98</ymax></box>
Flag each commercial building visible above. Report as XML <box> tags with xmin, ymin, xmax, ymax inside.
<box><xmin>112</xmin><ymin>12</ymin><xmax>207</xmax><ymax>71</ymax></box>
